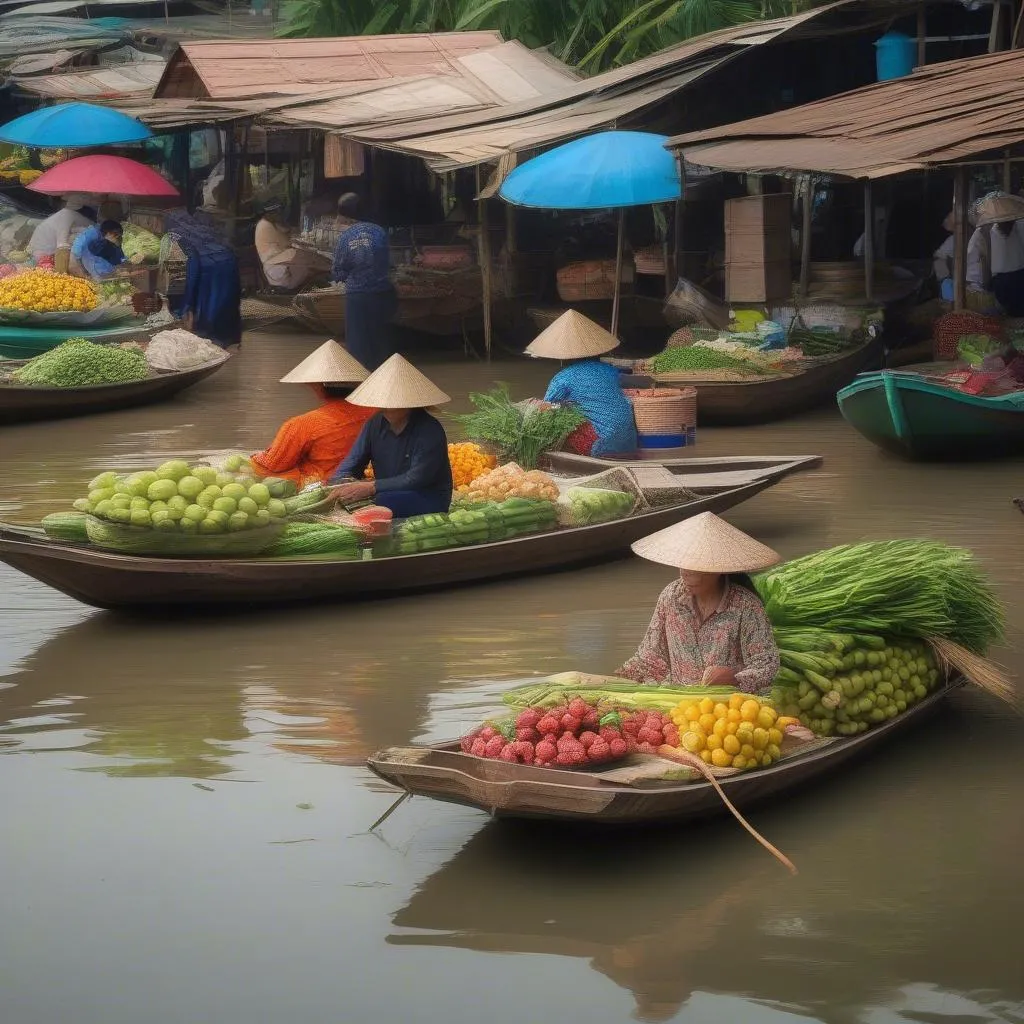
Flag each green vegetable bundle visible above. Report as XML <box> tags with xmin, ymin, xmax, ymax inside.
<box><xmin>564</xmin><ymin>487</ymin><xmax>635</xmax><ymax>525</ymax></box>
<box><xmin>121</xmin><ymin>224</ymin><xmax>161</xmax><ymax>263</ymax></box>
<box><xmin>754</xmin><ymin>541</ymin><xmax>1004</xmax><ymax>654</ymax></box>
<box><xmin>455</xmin><ymin>385</ymin><xmax>585</xmax><ymax>468</ymax></box>
<box><xmin>503</xmin><ymin>677</ymin><xmax>733</xmax><ymax>713</ymax></box>
<box><xmin>13</xmin><ymin>338</ymin><xmax>148</xmax><ymax>388</ymax></box>
<box><xmin>267</xmin><ymin>521</ymin><xmax>361</xmax><ymax>557</ymax></box>
<box><xmin>648</xmin><ymin>346</ymin><xmax>767</xmax><ymax>375</ymax></box>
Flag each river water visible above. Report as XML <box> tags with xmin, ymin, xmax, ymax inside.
<box><xmin>1</xmin><ymin>332</ymin><xmax>1023</xmax><ymax>1024</ymax></box>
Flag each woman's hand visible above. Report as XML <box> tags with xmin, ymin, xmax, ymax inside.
<box><xmin>329</xmin><ymin>480</ymin><xmax>375</xmax><ymax>504</ymax></box>
<box><xmin>701</xmin><ymin>665</ymin><xmax>737</xmax><ymax>686</ymax></box>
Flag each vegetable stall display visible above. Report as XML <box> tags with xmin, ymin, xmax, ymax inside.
<box><xmin>7</xmin><ymin>338</ymin><xmax>148</xmax><ymax>387</ymax></box>
<box><xmin>0</xmin><ymin>269</ymin><xmax>98</xmax><ymax>313</ymax></box>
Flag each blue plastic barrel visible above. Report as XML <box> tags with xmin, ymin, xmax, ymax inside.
<box><xmin>875</xmin><ymin>31</ymin><xmax>915</xmax><ymax>81</ymax></box>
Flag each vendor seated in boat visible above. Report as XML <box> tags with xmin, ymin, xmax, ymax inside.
<box><xmin>965</xmin><ymin>193</ymin><xmax>1024</xmax><ymax>315</ymax></box>
<box><xmin>255</xmin><ymin>199</ymin><xmax>329</xmax><ymax>291</ymax></box>
<box><xmin>250</xmin><ymin>340</ymin><xmax>374</xmax><ymax>486</ymax></box>
<box><xmin>616</xmin><ymin>512</ymin><xmax>780</xmax><ymax>693</ymax></box>
<box><xmin>70</xmin><ymin>219</ymin><xmax>126</xmax><ymax>280</ymax></box>
<box><xmin>527</xmin><ymin>310</ymin><xmax>637</xmax><ymax>457</ymax></box>
<box><xmin>327</xmin><ymin>354</ymin><xmax>453</xmax><ymax>517</ymax></box>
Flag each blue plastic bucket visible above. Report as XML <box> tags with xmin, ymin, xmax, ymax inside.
<box><xmin>638</xmin><ymin>432</ymin><xmax>687</xmax><ymax>449</ymax></box>
<box><xmin>875</xmin><ymin>31</ymin><xmax>915</xmax><ymax>81</ymax></box>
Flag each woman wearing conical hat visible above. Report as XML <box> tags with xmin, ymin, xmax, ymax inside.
<box><xmin>616</xmin><ymin>513</ymin><xmax>780</xmax><ymax>693</ymax></box>
<box><xmin>250</xmin><ymin>340</ymin><xmax>374</xmax><ymax>486</ymax></box>
<box><xmin>527</xmin><ymin>311</ymin><xmax>637</xmax><ymax>457</ymax></box>
<box><xmin>327</xmin><ymin>354</ymin><xmax>453</xmax><ymax>517</ymax></box>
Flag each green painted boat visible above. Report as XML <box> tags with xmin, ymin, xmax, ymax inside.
<box><xmin>837</xmin><ymin>368</ymin><xmax>1024</xmax><ymax>460</ymax></box>
<box><xmin>0</xmin><ymin>322</ymin><xmax>148</xmax><ymax>360</ymax></box>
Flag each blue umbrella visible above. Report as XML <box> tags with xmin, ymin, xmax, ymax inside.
<box><xmin>499</xmin><ymin>132</ymin><xmax>681</xmax><ymax>333</ymax></box>
<box><xmin>0</xmin><ymin>102</ymin><xmax>152</xmax><ymax>148</ymax></box>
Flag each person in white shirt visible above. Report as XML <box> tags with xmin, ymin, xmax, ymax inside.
<box><xmin>964</xmin><ymin>193</ymin><xmax>1024</xmax><ymax>314</ymax></box>
<box><xmin>28</xmin><ymin>194</ymin><xmax>96</xmax><ymax>268</ymax></box>
<box><xmin>254</xmin><ymin>200</ymin><xmax>328</xmax><ymax>291</ymax></box>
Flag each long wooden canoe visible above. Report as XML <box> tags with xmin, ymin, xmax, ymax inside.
<box><xmin>0</xmin><ymin>321</ymin><xmax>148</xmax><ymax>360</ymax></box>
<box><xmin>837</xmin><ymin>367</ymin><xmax>1024</xmax><ymax>460</ymax></box>
<box><xmin>0</xmin><ymin>356</ymin><xmax>228</xmax><ymax>425</ymax></box>
<box><xmin>0</xmin><ymin>452</ymin><xmax>820</xmax><ymax>610</ymax></box>
<box><xmin>649</xmin><ymin>337</ymin><xmax>883</xmax><ymax>426</ymax></box>
<box><xmin>367</xmin><ymin>683</ymin><xmax>956</xmax><ymax>825</ymax></box>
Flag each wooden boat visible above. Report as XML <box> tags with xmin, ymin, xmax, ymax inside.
<box><xmin>837</xmin><ymin>366</ymin><xmax>1024</xmax><ymax>460</ymax></box>
<box><xmin>0</xmin><ymin>452</ymin><xmax>820</xmax><ymax>610</ymax></box>
<box><xmin>0</xmin><ymin>321</ymin><xmax>149</xmax><ymax>360</ymax></box>
<box><xmin>0</xmin><ymin>356</ymin><xmax>228</xmax><ymax>425</ymax></box>
<box><xmin>648</xmin><ymin>336</ymin><xmax>883</xmax><ymax>426</ymax></box>
<box><xmin>367</xmin><ymin>683</ymin><xmax>957</xmax><ymax>825</ymax></box>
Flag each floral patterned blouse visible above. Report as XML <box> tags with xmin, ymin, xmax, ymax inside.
<box><xmin>616</xmin><ymin>580</ymin><xmax>780</xmax><ymax>693</ymax></box>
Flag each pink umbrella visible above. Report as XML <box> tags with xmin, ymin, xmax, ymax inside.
<box><xmin>28</xmin><ymin>154</ymin><xmax>180</xmax><ymax>197</ymax></box>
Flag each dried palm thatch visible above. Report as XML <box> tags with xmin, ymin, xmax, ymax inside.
<box><xmin>928</xmin><ymin>636</ymin><xmax>1017</xmax><ymax>709</ymax></box>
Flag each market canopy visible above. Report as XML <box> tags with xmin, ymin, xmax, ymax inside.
<box><xmin>668</xmin><ymin>47</ymin><xmax>1024</xmax><ymax>180</ymax></box>
<box><xmin>498</xmin><ymin>131</ymin><xmax>681</xmax><ymax>209</ymax></box>
<box><xmin>0</xmin><ymin>101</ymin><xmax>152</xmax><ymax>146</ymax></box>
<box><xmin>29</xmin><ymin>154</ymin><xmax>178</xmax><ymax>196</ymax></box>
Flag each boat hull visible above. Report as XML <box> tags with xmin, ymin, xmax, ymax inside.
<box><xmin>0</xmin><ymin>322</ymin><xmax>147</xmax><ymax>360</ymax></box>
<box><xmin>838</xmin><ymin>370</ymin><xmax>1024</xmax><ymax>460</ymax></box>
<box><xmin>0</xmin><ymin>454</ymin><xmax>819</xmax><ymax>610</ymax></box>
<box><xmin>367</xmin><ymin>685</ymin><xmax>954</xmax><ymax>825</ymax></box>
<box><xmin>0</xmin><ymin>359</ymin><xmax>227</xmax><ymax>424</ymax></box>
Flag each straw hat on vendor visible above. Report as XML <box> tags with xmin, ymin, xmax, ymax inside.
<box><xmin>326</xmin><ymin>354</ymin><xmax>454</xmax><ymax>518</ymax></box>
<box><xmin>525</xmin><ymin>310</ymin><xmax>638</xmax><ymax>458</ymax></box>
<box><xmin>250</xmin><ymin>339</ymin><xmax>374</xmax><ymax>486</ymax></box>
<box><xmin>613</xmin><ymin>512</ymin><xmax>782</xmax><ymax>691</ymax></box>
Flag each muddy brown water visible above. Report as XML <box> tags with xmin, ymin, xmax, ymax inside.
<box><xmin>1</xmin><ymin>332</ymin><xmax>1023</xmax><ymax>1024</ymax></box>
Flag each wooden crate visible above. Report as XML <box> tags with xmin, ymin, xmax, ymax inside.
<box><xmin>725</xmin><ymin>194</ymin><xmax>792</xmax><ymax>303</ymax></box>
<box><xmin>726</xmin><ymin>259</ymin><xmax>792</xmax><ymax>303</ymax></box>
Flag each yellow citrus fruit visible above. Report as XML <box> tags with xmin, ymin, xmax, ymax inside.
<box><xmin>731</xmin><ymin>755</ymin><xmax>747</xmax><ymax>770</ymax></box>
<box><xmin>768</xmin><ymin>727</ymin><xmax>783</xmax><ymax>746</ymax></box>
<box><xmin>710</xmin><ymin>748</ymin><xmax>732</xmax><ymax>768</ymax></box>
<box><xmin>700</xmin><ymin>749</ymin><xmax>713</xmax><ymax>763</ymax></box>
<box><xmin>713</xmin><ymin>702</ymin><xmax>729</xmax><ymax>718</ymax></box>
<box><xmin>698</xmin><ymin>713</ymin><xmax>716</xmax><ymax>733</ymax></box>
<box><xmin>752</xmin><ymin>727</ymin><xmax>769</xmax><ymax>751</ymax></box>
<box><xmin>725</xmin><ymin>721</ymin><xmax>739</xmax><ymax>735</ymax></box>
<box><xmin>740</xmin><ymin>699</ymin><xmax>761</xmax><ymax>722</ymax></box>
<box><xmin>777</xmin><ymin>716</ymin><xmax>799</xmax><ymax>729</ymax></box>
<box><xmin>684</xmin><ymin>705</ymin><xmax>701</xmax><ymax>723</ymax></box>
<box><xmin>705</xmin><ymin>734</ymin><xmax>723</xmax><ymax>751</ymax></box>
<box><xmin>712</xmin><ymin>718</ymin><xmax>729</xmax><ymax>738</ymax></box>
<box><xmin>756</xmin><ymin>707</ymin><xmax>777</xmax><ymax>729</ymax></box>
<box><xmin>741</xmin><ymin>743</ymin><xmax>756</xmax><ymax>760</ymax></box>
<box><xmin>766</xmin><ymin>743</ymin><xmax>781</xmax><ymax>762</ymax></box>
<box><xmin>681</xmin><ymin>731</ymin><xmax>704</xmax><ymax>753</ymax></box>
<box><xmin>722</xmin><ymin>734</ymin><xmax>740</xmax><ymax>755</ymax></box>
<box><xmin>727</xmin><ymin>708</ymin><xmax>742</xmax><ymax>723</ymax></box>
<box><xmin>728</xmin><ymin>692</ymin><xmax>745</xmax><ymax>710</ymax></box>
<box><xmin>698</xmin><ymin>697</ymin><xmax>715</xmax><ymax>715</ymax></box>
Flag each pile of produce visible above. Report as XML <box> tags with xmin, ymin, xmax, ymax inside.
<box><xmin>11</xmin><ymin>338</ymin><xmax>148</xmax><ymax>387</ymax></box>
<box><xmin>0</xmin><ymin>269</ymin><xmax>97</xmax><ymax>313</ymax></box>
<box><xmin>387</xmin><ymin>498</ymin><xmax>558</xmax><ymax>554</ymax></box>
<box><xmin>457</xmin><ymin>462</ymin><xmax>559</xmax><ymax>503</ymax></box>
<box><xmin>447</xmin><ymin>442</ymin><xmax>496</xmax><ymax>488</ymax></box>
<box><xmin>563</xmin><ymin>486</ymin><xmax>635</xmax><ymax>525</ymax></box>
<box><xmin>787</xmin><ymin>327</ymin><xmax>859</xmax><ymax>357</ymax></box>
<box><xmin>97</xmin><ymin>279</ymin><xmax>136</xmax><ymax>306</ymax></box>
<box><xmin>267</xmin><ymin>521</ymin><xmax>362</xmax><ymax>558</ymax></box>
<box><xmin>670</xmin><ymin>692</ymin><xmax>789</xmax><ymax>769</ymax></box>
<box><xmin>121</xmin><ymin>224</ymin><xmax>161</xmax><ymax>263</ymax></box>
<box><xmin>41</xmin><ymin>511</ymin><xmax>89</xmax><ymax>543</ymax></box>
<box><xmin>145</xmin><ymin>329</ymin><xmax>226</xmax><ymax>372</ymax></box>
<box><xmin>456</xmin><ymin>385</ymin><xmax>586</xmax><ymax>468</ymax></box>
<box><xmin>770</xmin><ymin>629</ymin><xmax>941</xmax><ymax>736</ymax></box>
<box><xmin>648</xmin><ymin>345</ymin><xmax>770</xmax><ymax>376</ymax></box>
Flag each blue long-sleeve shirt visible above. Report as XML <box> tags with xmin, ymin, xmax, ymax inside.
<box><xmin>71</xmin><ymin>224</ymin><xmax>124</xmax><ymax>280</ymax></box>
<box><xmin>543</xmin><ymin>359</ymin><xmax>637</xmax><ymax>455</ymax></box>
<box><xmin>330</xmin><ymin>410</ymin><xmax>452</xmax><ymax>505</ymax></box>
<box><xmin>330</xmin><ymin>222</ymin><xmax>391</xmax><ymax>293</ymax></box>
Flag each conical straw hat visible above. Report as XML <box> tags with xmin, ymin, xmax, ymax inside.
<box><xmin>974</xmin><ymin>193</ymin><xmax>1024</xmax><ymax>227</ymax></box>
<box><xmin>346</xmin><ymin>353</ymin><xmax>450</xmax><ymax>409</ymax></box>
<box><xmin>279</xmin><ymin>339</ymin><xmax>369</xmax><ymax>384</ymax></box>
<box><xmin>631</xmin><ymin>511</ymin><xmax>781</xmax><ymax>573</ymax></box>
<box><xmin>525</xmin><ymin>310</ymin><xmax>620</xmax><ymax>360</ymax></box>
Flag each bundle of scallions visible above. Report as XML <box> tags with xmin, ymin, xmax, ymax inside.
<box><xmin>454</xmin><ymin>385</ymin><xmax>586</xmax><ymax>469</ymax></box>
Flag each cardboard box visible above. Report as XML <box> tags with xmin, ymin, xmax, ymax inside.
<box><xmin>726</xmin><ymin>259</ymin><xmax>792</xmax><ymax>303</ymax></box>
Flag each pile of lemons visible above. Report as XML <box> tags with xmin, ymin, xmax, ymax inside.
<box><xmin>670</xmin><ymin>693</ymin><xmax>797</xmax><ymax>771</ymax></box>
<box><xmin>0</xmin><ymin>269</ymin><xmax>98</xmax><ymax>313</ymax></box>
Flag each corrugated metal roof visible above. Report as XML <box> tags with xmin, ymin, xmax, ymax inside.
<box><xmin>669</xmin><ymin>47</ymin><xmax>1024</xmax><ymax>178</ymax></box>
<box><xmin>155</xmin><ymin>30</ymin><xmax>506</xmax><ymax>99</ymax></box>
<box><xmin>15</xmin><ymin>61</ymin><xmax>165</xmax><ymax>97</ymax></box>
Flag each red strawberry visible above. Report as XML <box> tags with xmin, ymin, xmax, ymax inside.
<box><xmin>499</xmin><ymin>743</ymin><xmax>519</xmax><ymax>762</ymax></box>
<box><xmin>479</xmin><ymin>725</ymin><xmax>498</xmax><ymax>741</ymax></box>
<box><xmin>535</xmin><ymin>739</ymin><xmax>557</xmax><ymax>763</ymax></box>
<box><xmin>460</xmin><ymin>733</ymin><xmax>476</xmax><ymax>753</ymax></box>
<box><xmin>536</xmin><ymin>715</ymin><xmax>560</xmax><ymax>736</ymax></box>
<box><xmin>560</xmin><ymin>713</ymin><xmax>582</xmax><ymax>734</ymax></box>
<box><xmin>515</xmin><ymin>708</ymin><xmax>542</xmax><ymax>730</ymax></box>
<box><xmin>636</xmin><ymin>726</ymin><xmax>658</xmax><ymax>745</ymax></box>
<box><xmin>663</xmin><ymin>726</ymin><xmax>680</xmax><ymax>747</ymax></box>
<box><xmin>512</xmin><ymin>741</ymin><xmax>534</xmax><ymax>762</ymax></box>
<box><xmin>599</xmin><ymin>725</ymin><xmax>621</xmax><ymax>743</ymax></box>
<box><xmin>588</xmin><ymin>738</ymin><xmax>612</xmax><ymax>762</ymax></box>
<box><xmin>581</xmin><ymin>709</ymin><xmax>600</xmax><ymax>728</ymax></box>
<box><xmin>470</xmin><ymin>737</ymin><xmax>487</xmax><ymax>757</ymax></box>
<box><xmin>568</xmin><ymin>698</ymin><xmax>591</xmax><ymax>720</ymax></box>
<box><xmin>609</xmin><ymin>737</ymin><xmax>628</xmax><ymax>758</ymax></box>
<box><xmin>555</xmin><ymin>739</ymin><xmax>587</xmax><ymax>767</ymax></box>
<box><xmin>579</xmin><ymin>731</ymin><xmax>599</xmax><ymax>750</ymax></box>
<box><xmin>484</xmin><ymin>735</ymin><xmax>505</xmax><ymax>758</ymax></box>
<box><xmin>516</xmin><ymin>727</ymin><xmax>540</xmax><ymax>743</ymax></box>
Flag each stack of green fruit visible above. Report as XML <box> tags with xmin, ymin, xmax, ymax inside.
<box><xmin>74</xmin><ymin>460</ymin><xmax>295</xmax><ymax>535</ymax></box>
<box><xmin>770</xmin><ymin>627</ymin><xmax>943</xmax><ymax>737</ymax></box>
<box><xmin>387</xmin><ymin>498</ymin><xmax>558</xmax><ymax>555</ymax></box>
<box><xmin>98</xmin><ymin>279</ymin><xmax>135</xmax><ymax>306</ymax></box>
<box><xmin>564</xmin><ymin>487</ymin><xmax>635</xmax><ymax>526</ymax></box>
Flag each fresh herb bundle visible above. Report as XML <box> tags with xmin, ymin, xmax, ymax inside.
<box><xmin>454</xmin><ymin>385</ymin><xmax>585</xmax><ymax>469</ymax></box>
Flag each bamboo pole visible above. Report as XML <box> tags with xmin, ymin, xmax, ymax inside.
<box><xmin>917</xmin><ymin>3</ymin><xmax>927</xmax><ymax>65</ymax></box>
<box><xmin>863</xmin><ymin>179</ymin><xmax>874</xmax><ymax>303</ymax></box>
<box><xmin>475</xmin><ymin>166</ymin><xmax>493</xmax><ymax>360</ymax></box>
<box><xmin>953</xmin><ymin>165</ymin><xmax>968</xmax><ymax>311</ymax></box>
<box><xmin>1004</xmin><ymin>148</ymin><xmax>1012</xmax><ymax>192</ymax></box>
<box><xmin>799</xmin><ymin>181</ymin><xmax>812</xmax><ymax>299</ymax></box>
<box><xmin>611</xmin><ymin>207</ymin><xmax>625</xmax><ymax>337</ymax></box>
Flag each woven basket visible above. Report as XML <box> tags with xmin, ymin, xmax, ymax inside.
<box><xmin>293</xmin><ymin>286</ymin><xmax>346</xmax><ymax>333</ymax></box>
<box><xmin>667</xmin><ymin>325</ymin><xmax>722</xmax><ymax>347</ymax></box>
<box><xmin>932</xmin><ymin>310</ymin><xmax>1005</xmax><ymax>360</ymax></box>
<box><xmin>624</xmin><ymin>387</ymin><xmax>697</xmax><ymax>433</ymax></box>
<box><xmin>634</xmin><ymin>245</ymin><xmax>667</xmax><ymax>277</ymax></box>
<box><xmin>557</xmin><ymin>259</ymin><xmax>634</xmax><ymax>302</ymax></box>
<box><xmin>417</xmin><ymin>245</ymin><xmax>474</xmax><ymax>270</ymax></box>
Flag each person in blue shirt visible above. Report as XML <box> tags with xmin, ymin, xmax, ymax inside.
<box><xmin>328</xmin><ymin>353</ymin><xmax>453</xmax><ymax>518</ymax></box>
<box><xmin>526</xmin><ymin>310</ymin><xmax>637</xmax><ymax>457</ymax></box>
<box><xmin>331</xmin><ymin>192</ymin><xmax>396</xmax><ymax>371</ymax></box>
<box><xmin>70</xmin><ymin>219</ymin><xmax>125</xmax><ymax>280</ymax></box>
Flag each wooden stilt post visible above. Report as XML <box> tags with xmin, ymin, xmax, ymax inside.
<box><xmin>863</xmin><ymin>179</ymin><xmax>874</xmax><ymax>303</ymax></box>
<box><xmin>611</xmin><ymin>207</ymin><xmax>625</xmax><ymax>337</ymax></box>
<box><xmin>953</xmin><ymin>165</ymin><xmax>968</xmax><ymax>312</ymax></box>
<box><xmin>799</xmin><ymin>180</ymin><xmax>813</xmax><ymax>299</ymax></box>
<box><xmin>475</xmin><ymin>165</ymin><xmax>493</xmax><ymax>360</ymax></box>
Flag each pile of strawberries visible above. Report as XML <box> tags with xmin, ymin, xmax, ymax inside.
<box><xmin>459</xmin><ymin>697</ymin><xmax>680</xmax><ymax>769</ymax></box>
